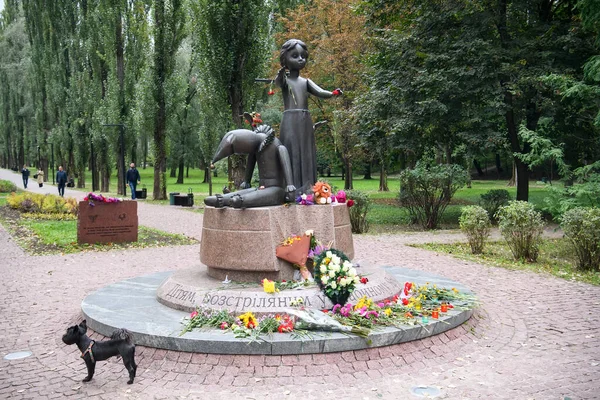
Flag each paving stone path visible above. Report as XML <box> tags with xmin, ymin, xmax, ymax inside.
<box><xmin>0</xmin><ymin>168</ymin><xmax>599</xmax><ymax>399</ymax></box>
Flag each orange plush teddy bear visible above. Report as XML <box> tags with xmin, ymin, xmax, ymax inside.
<box><xmin>312</xmin><ymin>181</ymin><xmax>333</xmax><ymax>205</ymax></box>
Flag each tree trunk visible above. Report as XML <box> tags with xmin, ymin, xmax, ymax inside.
<box><xmin>176</xmin><ymin>160</ymin><xmax>184</xmax><ymax>184</ymax></box>
<box><xmin>508</xmin><ymin>161</ymin><xmax>516</xmax><ymax>187</ymax></box>
<box><xmin>228</xmin><ymin>82</ymin><xmax>246</xmax><ymax>189</ymax></box>
<box><xmin>498</xmin><ymin>0</ymin><xmax>528</xmax><ymax>200</ymax></box>
<box><xmin>143</xmin><ymin>138</ymin><xmax>148</xmax><ymax>169</ymax></box>
<box><xmin>170</xmin><ymin>165</ymin><xmax>176</xmax><ymax>178</ymax></box>
<box><xmin>495</xmin><ymin>153</ymin><xmax>503</xmax><ymax>178</ymax></box>
<box><xmin>363</xmin><ymin>162</ymin><xmax>372</xmax><ymax>180</ymax></box>
<box><xmin>473</xmin><ymin>159</ymin><xmax>484</xmax><ymax>176</ymax></box>
<box><xmin>101</xmin><ymin>167</ymin><xmax>110</xmax><ymax>192</ymax></box>
<box><xmin>153</xmin><ymin>0</ymin><xmax>167</xmax><ymax>200</ymax></box>
<box><xmin>115</xmin><ymin>8</ymin><xmax>125</xmax><ymax>196</ymax></box>
<box><xmin>379</xmin><ymin>163</ymin><xmax>389</xmax><ymax>192</ymax></box>
<box><xmin>203</xmin><ymin>167</ymin><xmax>209</xmax><ymax>183</ymax></box>
<box><xmin>344</xmin><ymin>159</ymin><xmax>353</xmax><ymax>190</ymax></box>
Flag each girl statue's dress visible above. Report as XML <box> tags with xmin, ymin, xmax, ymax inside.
<box><xmin>276</xmin><ymin>39</ymin><xmax>340</xmax><ymax>195</ymax></box>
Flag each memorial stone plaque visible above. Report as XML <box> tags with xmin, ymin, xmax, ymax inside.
<box><xmin>77</xmin><ymin>201</ymin><xmax>138</xmax><ymax>244</ymax></box>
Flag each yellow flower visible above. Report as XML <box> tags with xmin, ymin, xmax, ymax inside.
<box><xmin>354</xmin><ymin>296</ymin><xmax>372</xmax><ymax>310</ymax></box>
<box><xmin>262</xmin><ymin>279</ymin><xmax>276</xmax><ymax>293</ymax></box>
<box><xmin>238</xmin><ymin>312</ymin><xmax>257</xmax><ymax>329</ymax></box>
<box><xmin>384</xmin><ymin>308</ymin><xmax>392</xmax><ymax>316</ymax></box>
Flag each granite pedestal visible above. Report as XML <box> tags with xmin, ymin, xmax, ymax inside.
<box><xmin>201</xmin><ymin>203</ymin><xmax>354</xmax><ymax>282</ymax></box>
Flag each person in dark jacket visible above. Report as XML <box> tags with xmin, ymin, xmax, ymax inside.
<box><xmin>126</xmin><ymin>163</ymin><xmax>141</xmax><ymax>199</ymax></box>
<box><xmin>56</xmin><ymin>166</ymin><xmax>67</xmax><ymax>197</ymax></box>
<box><xmin>21</xmin><ymin>165</ymin><xmax>30</xmax><ymax>189</ymax></box>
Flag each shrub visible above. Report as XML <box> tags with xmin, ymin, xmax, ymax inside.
<box><xmin>497</xmin><ymin>201</ymin><xmax>544</xmax><ymax>262</ymax></box>
<box><xmin>459</xmin><ymin>206</ymin><xmax>491</xmax><ymax>254</ymax></box>
<box><xmin>0</xmin><ymin>179</ymin><xmax>17</xmax><ymax>193</ymax></box>
<box><xmin>540</xmin><ymin>168</ymin><xmax>600</xmax><ymax>221</ymax></box>
<box><xmin>398</xmin><ymin>163</ymin><xmax>468</xmax><ymax>230</ymax></box>
<box><xmin>561</xmin><ymin>207</ymin><xmax>600</xmax><ymax>271</ymax></box>
<box><xmin>6</xmin><ymin>192</ymin><xmax>78</xmax><ymax>215</ymax></box>
<box><xmin>346</xmin><ymin>189</ymin><xmax>371</xmax><ymax>234</ymax></box>
<box><xmin>479</xmin><ymin>189</ymin><xmax>510</xmax><ymax>223</ymax></box>
<box><xmin>540</xmin><ymin>184</ymin><xmax>578</xmax><ymax>222</ymax></box>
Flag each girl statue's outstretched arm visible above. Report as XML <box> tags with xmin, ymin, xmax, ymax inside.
<box><xmin>307</xmin><ymin>79</ymin><xmax>342</xmax><ymax>99</ymax></box>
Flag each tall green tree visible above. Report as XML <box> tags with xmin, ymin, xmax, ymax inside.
<box><xmin>151</xmin><ymin>0</ymin><xmax>185</xmax><ymax>200</ymax></box>
<box><xmin>0</xmin><ymin>11</ymin><xmax>32</xmax><ymax>170</ymax></box>
<box><xmin>277</xmin><ymin>0</ymin><xmax>370</xmax><ymax>190</ymax></box>
<box><xmin>191</xmin><ymin>0</ymin><xmax>270</xmax><ymax>188</ymax></box>
<box><xmin>358</xmin><ymin>0</ymin><xmax>596</xmax><ymax>201</ymax></box>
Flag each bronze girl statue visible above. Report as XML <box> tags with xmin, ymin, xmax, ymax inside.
<box><xmin>275</xmin><ymin>39</ymin><xmax>341</xmax><ymax>195</ymax></box>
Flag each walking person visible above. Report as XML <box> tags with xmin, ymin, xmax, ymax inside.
<box><xmin>36</xmin><ymin>168</ymin><xmax>44</xmax><ymax>188</ymax></box>
<box><xmin>126</xmin><ymin>163</ymin><xmax>141</xmax><ymax>200</ymax></box>
<box><xmin>21</xmin><ymin>165</ymin><xmax>30</xmax><ymax>189</ymax></box>
<box><xmin>56</xmin><ymin>166</ymin><xmax>67</xmax><ymax>197</ymax></box>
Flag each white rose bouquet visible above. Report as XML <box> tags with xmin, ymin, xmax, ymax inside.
<box><xmin>312</xmin><ymin>248</ymin><xmax>360</xmax><ymax>306</ymax></box>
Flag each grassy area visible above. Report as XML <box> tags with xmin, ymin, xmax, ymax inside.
<box><xmin>0</xmin><ymin>206</ymin><xmax>197</xmax><ymax>255</ymax></box>
<box><xmin>415</xmin><ymin>239</ymin><xmax>600</xmax><ymax>286</ymax></box>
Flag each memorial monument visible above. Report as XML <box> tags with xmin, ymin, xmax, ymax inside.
<box><xmin>157</xmin><ymin>38</ymin><xmax>400</xmax><ymax>311</ymax></box>
<box><xmin>82</xmin><ymin>40</ymin><xmax>476</xmax><ymax>355</ymax></box>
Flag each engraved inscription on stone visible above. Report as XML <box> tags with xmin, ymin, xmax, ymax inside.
<box><xmin>77</xmin><ymin>201</ymin><xmax>138</xmax><ymax>244</ymax></box>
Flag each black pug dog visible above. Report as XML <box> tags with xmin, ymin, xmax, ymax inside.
<box><xmin>62</xmin><ymin>320</ymin><xmax>137</xmax><ymax>384</ymax></box>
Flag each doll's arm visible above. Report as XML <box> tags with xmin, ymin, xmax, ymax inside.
<box><xmin>274</xmin><ymin>67</ymin><xmax>287</xmax><ymax>88</ymax></box>
<box><xmin>307</xmin><ymin>79</ymin><xmax>343</xmax><ymax>99</ymax></box>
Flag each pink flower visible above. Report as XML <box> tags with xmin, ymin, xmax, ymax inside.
<box><xmin>335</xmin><ymin>190</ymin><xmax>346</xmax><ymax>203</ymax></box>
<box><xmin>220</xmin><ymin>322</ymin><xmax>229</xmax><ymax>330</ymax></box>
<box><xmin>190</xmin><ymin>310</ymin><xmax>198</xmax><ymax>319</ymax></box>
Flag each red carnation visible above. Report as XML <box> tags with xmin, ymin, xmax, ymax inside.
<box><xmin>347</xmin><ymin>199</ymin><xmax>355</xmax><ymax>207</ymax></box>
<box><xmin>268</xmin><ymin>90</ymin><xmax>275</xmax><ymax>95</ymax></box>
<box><xmin>360</xmin><ymin>277</ymin><xmax>368</xmax><ymax>284</ymax></box>
<box><xmin>402</xmin><ymin>298</ymin><xmax>409</xmax><ymax>306</ymax></box>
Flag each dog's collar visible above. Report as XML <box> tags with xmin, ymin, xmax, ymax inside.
<box><xmin>81</xmin><ymin>340</ymin><xmax>95</xmax><ymax>363</ymax></box>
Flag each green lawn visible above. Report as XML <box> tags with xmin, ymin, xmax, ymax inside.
<box><xmin>416</xmin><ymin>239</ymin><xmax>600</xmax><ymax>286</ymax></box>
<box><xmin>12</xmin><ymin>218</ymin><xmax>197</xmax><ymax>255</ymax></box>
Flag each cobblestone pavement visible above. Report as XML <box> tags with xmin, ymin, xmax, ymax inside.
<box><xmin>1</xmin><ymin>168</ymin><xmax>599</xmax><ymax>399</ymax></box>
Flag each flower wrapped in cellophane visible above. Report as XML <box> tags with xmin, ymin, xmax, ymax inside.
<box><xmin>286</xmin><ymin>307</ymin><xmax>370</xmax><ymax>337</ymax></box>
<box><xmin>276</xmin><ymin>232</ymin><xmax>313</xmax><ymax>281</ymax></box>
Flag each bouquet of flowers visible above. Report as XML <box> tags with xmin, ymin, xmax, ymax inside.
<box><xmin>275</xmin><ymin>232</ymin><xmax>313</xmax><ymax>281</ymax></box>
<box><xmin>295</xmin><ymin>193</ymin><xmax>314</xmax><ymax>205</ymax></box>
<box><xmin>313</xmin><ymin>248</ymin><xmax>360</xmax><ymax>306</ymax></box>
<box><xmin>83</xmin><ymin>192</ymin><xmax>122</xmax><ymax>205</ymax></box>
<box><xmin>286</xmin><ymin>307</ymin><xmax>370</xmax><ymax>337</ymax></box>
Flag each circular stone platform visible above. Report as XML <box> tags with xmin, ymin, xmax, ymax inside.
<box><xmin>82</xmin><ymin>266</ymin><xmax>476</xmax><ymax>355</ymax></box>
